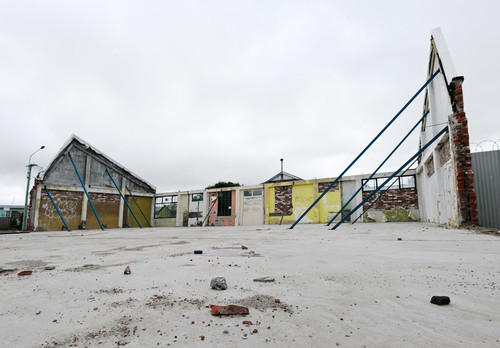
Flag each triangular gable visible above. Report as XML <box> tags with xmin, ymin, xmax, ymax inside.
<box><xmin>41</xmin><ymin>134</ymin><xmax>156</xmax><ymax>192</ymax></box>
<box><xmin>263</xmin><ymin>171</ymin><xmax>303</xmax><ymax>184</ymax></box>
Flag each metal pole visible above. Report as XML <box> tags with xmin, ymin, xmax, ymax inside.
<box><xmin>106</xmin><ymin>169</ymin><xmax>142</xmax><ymax>228</ymax></box>
<box><xmin>23</xmin><ymin>145</ymin><xmax>45</xmax><ymax>231</ymax></box>
<box><xmin>351</xmin><ymin>158</ymin><xmax>419</xmax><ymax>225</ymax></box>
<box><xmin>125</xmin><ymin>185</ymin><xmax>152</xmax><ymax>227</ymax></box>
<box><xmin>68</xmin><ymin>151</ymin><xmax>104</xmax><ymax>230</ymax></box>
<box><xmin>290</xmin><ymin>69</ymin><xmax>441</xmax><ymax>229</ymax></box>
<box><xmin>331</xmin><ymin>126</ymin><xmax>448</xmax><ymax>230</ymax></box>
<box><xmin>44</xmin><ymin>187</ymin><xmax>71</xmax><ymax>231</ymax></box>
<box><xmin>327</xmin><ymin>111</ymin><xmax>429</xmax><ymax>226</ymax></box>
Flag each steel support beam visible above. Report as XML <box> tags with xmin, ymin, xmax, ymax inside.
<box><xmin>290</xmin><ymin>69</ymin><xmax>441</xmax><ymax>229</ymax></box>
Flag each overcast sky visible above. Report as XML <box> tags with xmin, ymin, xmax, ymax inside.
<box><xmin>1</xmin><ymin>1</ymin><xmax>499</xmax><ymax>204</ymax></box>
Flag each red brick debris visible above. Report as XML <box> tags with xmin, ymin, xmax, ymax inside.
<box><xmin>17</xmin><ymin>270</ymin><xmax>33</xmax><ymax>276</ymax></box>
<box><xmin>124</xmin><ymin>266</ymin><xmax>131</xmax><ymax>275</ymax></box>
<box><xmin>210</xmin><ymin>304</ymin><xmax>249</xmax><ymax>316</ymax></box>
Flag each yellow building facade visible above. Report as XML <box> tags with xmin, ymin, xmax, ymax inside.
<box><xmin>264</xmin><ymin>178</ymin><xmax>341</xmax><ymax>225</ymax></box>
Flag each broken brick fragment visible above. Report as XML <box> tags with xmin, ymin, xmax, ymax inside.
<box><xmin>210</xmin><ymin>305</ymin><xmax>225</xmax><ymax>315</ymax></box>
<box><xmin>210</xmin><ymin>304</ymin><xmax>249</xmax><ymax>316</ymax></box>
<box><xmin>17</xmin><ymin>270</ymin><xmax>33</xmax><ymax>276</ymax></box>
<box><xmin>241</xmin><ymin>245</ymin><xmax>248</xmax><ymax>250</ymax></box>
<box><xmin>274</xmin><ymin>299</ymin><xmax>281</xmax><ymax>303</ymax></box>
<box><xmin>124</xmin><ymin>266</ymin><xmax>131</xmax><ymax>275</ymax></box>
<box><xmin>253</xmin><ymin>329</ymin><xmax>258</xmax><ymax>334</ymax></box>
<box><xmin>242</xmin><ymin>321</ymin><xmax>253</xmax><ymax>325</ymax></box>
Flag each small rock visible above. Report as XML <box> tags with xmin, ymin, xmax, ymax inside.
<box><xmin>253</xmin><ymin>276</ymin><xmax>275</xmax><ymax>282</ymax></box>
<box><xmin>241</xmin><ymin>245</ymin><xmax>248</xmax><ymax>250</ymax></box>
<box><xmin>200</xmin><ymin>336</ymin><xmax>205</xmax><ymax>341</ymax></box>
<box><xmin>44</xmin><ymin>266</ymin><xmax>56</xmax><ymax>271</ymax></box>
<box><xmin>36</xmin><ymin>311</ymin><xmax>41</xmax><ymax>315</ymax></box>
<box><xmin>252</xmin><ymin>329</ymin><xmax>258</xmax><ymax>334</ymax></box>
<box><xmin>430</xmin><ymin>296</ymin><xmax>451</xmax><ymax>305</ymax></box>
<box><xmin>124</xmin><ymin>266</ymin><xmax>131</xmax><ymax>275</ymax></box>
<box><xmin>194</xmin><ymin>250</ymin><xmax>203</xmax><ymax>254</ymax></box>
<box><xmin>242</xmin><ymin>321</ymin><xmax>253</xmax><ymax>325</ymax></box>
<box><xmin>223</xmin><ymin>330</ymin><xmax>229</xmax><ymax>334</ymax></box>
<box><xmin>397</xmin><ymin>238</ymin><xmax>402</xmax><ymax>241</ymax></box>
<box><xmin>210</xmin><ymin>277</ymin><xmax>227</xmax><ymax>290</ymax></box>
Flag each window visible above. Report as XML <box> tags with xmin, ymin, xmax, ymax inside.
<box><xmin>154</xmin><ymin>195</ymin><xmax>178</xmax><ymax>218</ymax></box>
<box><xmin>362</xmin><ymin>179</ymin><xmax>377</xmax><ymax>191</ymax></box>
<box><xmin>400</xmin><ymin>176</ymin><xmax>416</xmax><ymax>188</ymax></box>
<box><xmin>192</xmin><ymin>193</ymin><xmax>203</xmax><ymax>202</ymax></box>
<box><xmin>378</xmin><ymin>177</ymin><xmax>399</xmax><ymax>190</ymax></box>
<box><xmin>244</xmin><ymin>189</ymin><xmax>262</xmax><ymax>197</ymax></box>
<box><xmin>217</xmin><ymin>191</ymin><xmax>232</xmax><ymax>216</ymax></box>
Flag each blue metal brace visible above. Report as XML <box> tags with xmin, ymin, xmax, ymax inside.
<box><xmin>105</xmin><ymin>169</ymin><xmax>142</xmax><ymax>228</ymax></box>
<box><xmin>327</xmin><ymin>111</ymin><xmax>429</xmax><ymax>226</ymax></box>
<box><xmin>290</xmin><ymin>69</ymin><xmax>441</xmax><ymax>229</ymax></box>
<box><xmin>331</xmin><ymin>126</ymin><xmax>448</xmax><ymax>230</ymax></box>
<box><xmin>44</xmin><ymin>187</ymin><xmax>71</xmax><ymax>231</ymax></box>
<box><xmin>68</xmin><ymin>151</ymin><xmax>105</xmax><ymax>231</ymax></box>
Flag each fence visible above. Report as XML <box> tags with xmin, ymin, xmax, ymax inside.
<box><xmin>471</xmin><ymin>150</ymin><xmax>500</xmax><ymax>229</ymax></box>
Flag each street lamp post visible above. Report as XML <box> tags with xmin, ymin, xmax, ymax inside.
<box><xmin>22</xmin><ymin>145</ymin><xmax>45</xmax><ymax>231</ymax></box>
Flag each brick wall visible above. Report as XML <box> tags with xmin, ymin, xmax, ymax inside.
<box><xmin>274</xmin><ymin>186</ymin><xmax>292</xmax><ymax>216</ymax></box>
<box><xmin>318</xmin><ymin>182</ymin><xmax>339</xmax><ymax>193</ymax></box>
<box><xmin>362</xmin><ymin>188</ymin><xmax>418</xmax><ymax>210</ymax></box>
<box><xmin>448</xmin><ymin>77</ymin><xmax>478</xmax><ymax>226</ymax></box>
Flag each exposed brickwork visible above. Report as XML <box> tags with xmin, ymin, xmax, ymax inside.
<box><xmin>439</xmin><ymin>140</ymin><xmax>451</xmax><ymax>166</ymax></box>
<box><xmin>425</xmin><ymin>157</ymin><xmax>435</xmax><ymax>177</ymax></box>
<box><xmin>362</xmin><ymin>188</ymin><xmax>418</xmax><ymax>210</ymax></box>
<box><xmin>448</xmin><ymin>77</ymin><xmax>478</xmax><ymax>226</ymax></box>
<box><xmin>318</xmin><ymin>182</ymin><xmax>339</xmax><ymax>193</ymax></box>
<box><xmin>89</xmin><ymin>192</ymin><xmax>121</xmax><ymax>203</ymax></box>
<box><xmin>274</xmin><ymin>186</ymin><xmax>292</xmax><ymax>216</ymax></box>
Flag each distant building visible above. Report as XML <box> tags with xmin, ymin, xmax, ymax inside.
<box><xmin>28</xmin><ymin>135</ymin><xmax>156</xmax><ymax>231</ymax></box>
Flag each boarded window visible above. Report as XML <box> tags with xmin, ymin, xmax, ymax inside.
<box><xmin>217</xmin><ymin>191</ymin><xmax>232</xmax><ymax>216</ymax></box>
<box><xmin>274</xmin><ymin>186</ymin><xmax>292</xmax><ymax>216</ymax></box>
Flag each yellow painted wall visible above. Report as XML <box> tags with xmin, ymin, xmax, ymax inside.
<box><xmin>318</xmin><ymin>186</ymin><xmax>342</xmax><ymax>223</ymax></box>
<box><xmin>264</xmin><ymin>178</ymin><xmax>341</xmax><ymax>225</ymax></box>
<box><xmin>127</xmin><ymin>196</ymin><xmax>152</xmax><ymax>228</ymax></box>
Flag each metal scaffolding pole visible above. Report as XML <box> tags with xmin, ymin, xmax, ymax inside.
<box><xmin>331</xmin><ymin>126</ymin><xmax>448</xmax><ymax>230</ymax></box>
<box><xmin>290</xmin><ymin>69</ymin><xmax>441</xmax><ymax>229</ymax></box>
<box><xmin>44</xmin><ymin>187</ymin><xmax>71</xmax><ymax>231</ymax></box>
<box><xmin>106</xmin><ymin>169</ymin><xmax>142</xmax><ymax>228</ymax></box>
<box><xmin>68</xmin><ymin>151</ymin><xmax>104</xmax><ymax>231</ymax></box>
<box><xmin>327</xmin><ymin>111</ymin><xmax>429</xmax><ymax>226</ymax></box>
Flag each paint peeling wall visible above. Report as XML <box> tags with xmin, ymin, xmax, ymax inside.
<box><xmin>417</xmin><ymin>29</ymin><xmax>477</xmax><ymax>227</ymax></box>
<box><xmin>206</xmin><ymin>188</ymin><xmax>237</xmax><ymax>227</ymax></box>
<box><xmin>37</xmin><ymin>190</ymin><xmax>82</xmax><ymax>231</ymax></box>
<box><xmin>31</xmin><ymin>138</ymin><xmax>155</xmax><ymax>231</ymax></box>
<box><xmin>239</xmin><ymin>185</ymin><xmax>264</xmax><ymax>226</ymax></box>
<box><xmin>264</xmin><ymin>178</ymin><xmax>341</xmax><ymax>225</ymax></box>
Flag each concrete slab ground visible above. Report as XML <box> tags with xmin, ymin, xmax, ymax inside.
<box><xmin>1</xmin><ymin>223</ymin><xmax>499</xmax><ymax>347</ymax></box>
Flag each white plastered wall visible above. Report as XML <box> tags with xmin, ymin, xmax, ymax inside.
<box><xmin>417</xmin><ymin>28</ymin><xmax>459</xmax><ymax>225</ymax></box>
